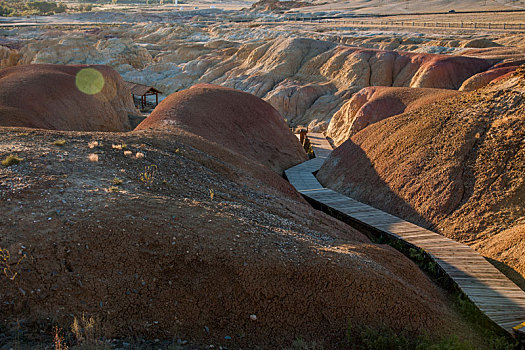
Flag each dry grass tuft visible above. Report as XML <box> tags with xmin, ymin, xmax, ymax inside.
<box><xmin>53</xmin><ymin>327</ymin><xmax>68</xmax><ymax>350</ymax></box>
<box><xmin>1</xmin><ymin>154</ymin><xmax>23</xmax><ymax>167</ymax></box>
<box><xmin>71</xmin><ymin>314</ymin><xmax>102</xmax><ymax>347</ymax></box>
<box><xmin>53</xmin><ymin>139</ymin><xmax>67</xmax><ymax>146</ymax></box>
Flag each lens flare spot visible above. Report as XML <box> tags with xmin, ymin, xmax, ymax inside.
<box><xmin>75</xmin><ymin>68</ymin><xmax>105</xmax><ymax>95</ymax></box>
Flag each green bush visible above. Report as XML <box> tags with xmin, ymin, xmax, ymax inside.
<box><xmin>27</xmin><ymin>1</ymin><xmax>66</xmax><ymax>15</ymax></box>
<box><xmin>0</xmin><ymin>0</ymin><xmax>68</xmax><ymax>16</ymax></box>
<box><xmin>356</xmin><ymin>326</ymin><xmax>476</xmax><ymax>350</ymax></box>
<box><xmin>0</xmin><ymin>4</ymin><xmax>14</xmax><ymax>15</ymax></box>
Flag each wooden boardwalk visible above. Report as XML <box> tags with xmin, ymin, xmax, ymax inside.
<box><xmin>286</xmin><ymin>133</ymin><xmax>525</xmax><ymax>336</ymax></box>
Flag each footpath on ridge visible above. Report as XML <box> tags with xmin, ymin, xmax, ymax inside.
<box><xmin>285</xmin><ymin>133</ymin><xmax>525</xmax><ymax>339</ymax></box>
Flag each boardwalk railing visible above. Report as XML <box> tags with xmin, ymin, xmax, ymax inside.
<box><xmin>285</xmin><ymin>133</ymin><xmax>525</xmax><ymax>339</ymax></box>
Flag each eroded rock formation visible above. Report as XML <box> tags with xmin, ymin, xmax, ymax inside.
<box><xmin>11</xmin><ymin>26</ymin><xmax>507</xmax><ymax>129</ymax></box>
<box><xmin>327</xmin><ymin>86</ymin><xmax>459</xmax><ymax>146</ymax></box>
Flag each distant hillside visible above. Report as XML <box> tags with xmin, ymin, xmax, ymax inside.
<box><xmin>294</xmin><ymin>0</ymin><xmax>525</xmax><ymax>15</ymax></box>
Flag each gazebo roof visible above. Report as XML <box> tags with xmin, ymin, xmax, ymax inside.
<box><xmin>124</xmin><ymin>81</ymin><xmax>162</xmax><ymax>96</ymax></box>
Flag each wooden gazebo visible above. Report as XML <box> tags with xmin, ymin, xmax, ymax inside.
<box><xmin>124</xmin><ymin>81</ymin><xmax>162</xmax><ymax>110</ymax></box>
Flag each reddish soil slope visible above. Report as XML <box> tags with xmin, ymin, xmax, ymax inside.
<box><xmin>136</xmin><ymin>84</ymin><xmax>307</xmax><ymax>173</ymax></box>
<box><xmin>0</xmin><ymin>64</ymin><xmax>138</xmax><ymax>131</ymax></box>
<box><xmin>0</xmin><ymin>128</ymin><xmax>474</xmax><ymax>348</ymax></box>
<box><xmin>459</xmin><ymin>66</ymin><xmax>518</xmax><ymax>91</ymax></box>
<box><xmin>327</xmin><ymin>86</ymin><xmax>459</xmax><ymax>146</ymax></box>
<box><xmin>318</xmin><ymin>67</ymin><xmax>525</xmax><ymax>281</ymax></box>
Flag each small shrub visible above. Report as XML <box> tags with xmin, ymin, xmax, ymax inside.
<box><xmin>357</xmin><ymin>326</ymin><xmax>476</xmax><ymax>350</ymax></box>
<box><xmin>1</xmin><ymin>248</ymin><xmax>25</xmax><ymax>280</ymax></box>
<box><xmin>112</xmin><ymin>177</ymin><xmax>123</xmax><ymax>186</ymax></box>
<box><xmin>1</xmin><ymin>154</ymin><xmax>22</xmax><ymax>167</ymax></box>
<box><xmin>71</xmin><ymin>314</ymin><xmax>101</xmax><ymax>347</ymax></box>
<box><xmin>306</xmin><ymin>143</ymin><xmax>314</xmax><ymax>159</ymax></box>
<box><xmin>140</xmin><ymin>165</ymin><xmax>157</xmax><ymax>183</ymax></box>
<box><xmin>53</xmin><ymin>327</ymin><xmax>68</xmax><ymax>350</ymax></box>
<box><xmin>53</xmin><ymin>139</ymin><xmax>66</xmax><ymax>146</ymax></box>
<box><xmin>78</xmin><ymin>3</ymin><xmax>92</xmax><ymax>11</ymax></box>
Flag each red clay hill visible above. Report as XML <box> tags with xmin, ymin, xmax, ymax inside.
<box><xmin>136</xmin><ymin>84</ymin><xmax>307</xmax><ymax>173</ymax></box>
<box><xmin>317</xmin><ymin>67</ymin><xmax>525</xmax><ymax>283</ymax></box>
<box><xmin>0</xmin><ymin>64</ymin><xmax>138</xmax><ymax>131</ymax></box>
<box><xmin>0</xmin><ymin>128</ymin><xmax>481</xmax><ymax>348</ymax></box>
<box><xmin>327</xmin><ymin>86</ymin><xmax>459</xmax><ymax>146</ymax></box>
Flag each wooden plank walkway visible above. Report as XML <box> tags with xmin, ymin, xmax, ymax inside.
<box><xmin>286</xmin><ymin>133</ymin><xmax>525</xmax><ymax>336</ymax></box>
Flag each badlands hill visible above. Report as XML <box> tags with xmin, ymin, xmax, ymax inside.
<box><xmin>460</xmin><ymin>65</ymin><xmax>519</xmax><ymax>91</ymax></box>
<box><xmin>0</xmin><ymin>69</ymin><xmax>485</xmax><ymax>347</ymax></box>
<box><xmin>318</xmin><ymin>67</ymin><xmax>525</xmax><ymax>284</ymax></box>
<box><xmin>0</xmin><ymin>64</ymin><xmax>138</xmax><ymax>132</ymax></box>
<box><xmin>0</xmin><ymin>125</ymin><xmax>480</xmax><ymax>348</ymax></box>
<box><xmin>327</xmin><ymin>86</ymin><xmax>460</xmax><ymax>146</ymax></box>
<box><xmin>136</xmin><ymin>84</ymin><xmax>307</xmax><ymax>173</ymax></box>
<box><xmin>5</xmin><ymin>24</ymin><xmax>521</xmax><ymax>130</ymax></box>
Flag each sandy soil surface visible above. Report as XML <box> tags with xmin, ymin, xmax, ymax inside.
<box><xmin>0</xmin><ymin>127</ymin><xmax>486</xmax><ymax>348</ymax></box>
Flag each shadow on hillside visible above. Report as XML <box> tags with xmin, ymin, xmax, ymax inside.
<box><xmin>486</xmin><ymin>257</ymin><xmax>525</xmax><ymax>292</ymax></box>
<box><xmin>318</xmin><ymin>138</ymin><xmax>435</xmax><ymax>231</ymax></box>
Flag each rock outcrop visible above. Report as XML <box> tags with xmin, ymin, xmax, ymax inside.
<box><xmin>0</xmin><ymin>64</ymin><xmax>138</xmax><ymax>131</ymax></box>
<box><xmin>12</xmin><ymin>28</ymin><xmax>500</xmax><ymax>130</ymax></box>
<box><xmin>327</xmin><ymin>86</ymin><xmax>459</xmax><ymax>146</ymax></box>
<box><xmin>0</xmin><ymin>46</ymin><xmax>22</xmax><ymax>69</ymax></box>
<box><xmin>136</xmin><ymin>84</ymin><xmax>307</xmax><ymax>173</ymax></box>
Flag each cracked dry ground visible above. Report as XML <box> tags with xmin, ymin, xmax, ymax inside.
<box><xmin>0</xmin><ymin>127</ymin><xmax>485</xmax><ymax>348</ymax></box>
